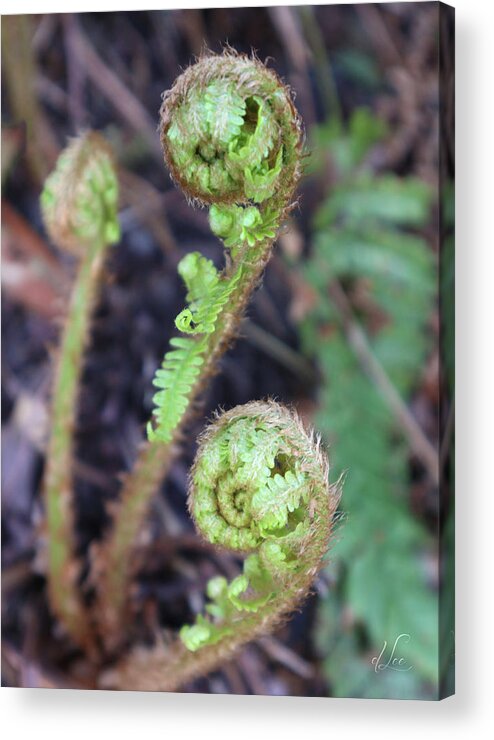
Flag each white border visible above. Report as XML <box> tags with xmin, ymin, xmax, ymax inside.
<box><xmin>0</xmin><ymin>0</ymin><xmax>456</xmax><ymax>14</ymax></box>
<box><xmin>4</xmin><ymin>1</ymin><xmax>494</xmax><ymax>739</ymax></box>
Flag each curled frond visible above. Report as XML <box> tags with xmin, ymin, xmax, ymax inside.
<box><xmin>180</xmin><ymin>401</ymin><xmax>341</xmax><ymax>652</ymax></box>
<box><xmin>147</xmin><ymin>53</ymin><xmax>303</xmax><ymax>444</ymax></box>
<box><xmin>102</xmin><ymin>401</ymin><xmax>341</xmax><ymax>690</ymax></box>
<box><xmin>40</xmin><ymin>131</ymin><xmax>120</xmax><ymax>650</ymax></box>
<box><xmin>159</xmin><ymin>50</ymin><xmax>302</xmax><ymax>210</ymax></box>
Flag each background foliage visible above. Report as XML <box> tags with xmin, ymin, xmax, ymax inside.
<box><xmin>302</xmin><ymin>111</ymin><xmax>437</xmax><ymax>697</ymax></box>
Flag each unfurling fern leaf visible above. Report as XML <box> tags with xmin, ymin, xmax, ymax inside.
<box><xmin>98</xmin><ymin>50</ymin><xmax>304</xmax><ymax>648</ymax></box>
<box><xmin>146</xmin><ymin>51</ymin><xmax>302</xmax><ymax>445</ymax></box>
<box><xmin>40</xmin><ymin>132</ymin><xmax>120</xmax><ymax>651</ymax></box>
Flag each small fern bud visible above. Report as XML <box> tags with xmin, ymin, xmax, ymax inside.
<box><xmin>40</xmin><ymin>131</ymin><xmax>120</xmax><ymax>254</ymax></box>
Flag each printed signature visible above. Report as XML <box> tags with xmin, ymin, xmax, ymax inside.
<box><xmin>371</xmin><ymin>633</ymin><xmax>413</xmax><ymax>673</ymax></box>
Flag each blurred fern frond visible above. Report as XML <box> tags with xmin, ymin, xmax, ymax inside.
<box><xmin>302</xmin><ymin>110</ymin><xmax>438</xmax><ymax>694</ymax></box>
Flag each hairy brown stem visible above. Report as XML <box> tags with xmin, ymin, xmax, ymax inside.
<box><xmin>40</xmin><ymin>131</ymin><xmax>120</xmax><ymax>652</ymax></box>
<box><xmin>101</xmin><ymin>592</ymin><xmax>308</xmax><ymax>691</ymax></box>
<box><xmin>95</xmin><ymin>238</ymin><xmax>275</xmax><ymax>651</ymax></box>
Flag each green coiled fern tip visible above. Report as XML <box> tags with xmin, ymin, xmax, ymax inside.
<box><xmin>159</xmin><ymin>49</ymin><xmax>302</xmax><ymax>209</ymax></box>
<box><xmin>180</xmin><ymin>400</ymin><xmax>341</xmax><ymax>653</ymax></box>
<box><xmin>147</xmin><ymin>51</ymin><xmax>303</xmax><ymax>445</ymax></box>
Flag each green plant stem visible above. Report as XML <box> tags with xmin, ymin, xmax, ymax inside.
<box><xmin>44</xmin><ymin>238</ymin><xmax>107</xmax><ymax>651</ymax></box>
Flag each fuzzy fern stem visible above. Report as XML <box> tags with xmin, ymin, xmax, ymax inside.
<box><xmin>102</xmin><ymin>401</ymin><xmax>340</xmax><ymax>691</ymax></box>
<box><xmin>40</xmin><ymin>132</ymin><xmax>120</xmax><ymax>650</ymax></box>
<box><xmin>96</xmin><ymin>51</ymin><xmax>303</xmax><ymax>650</ymax></box>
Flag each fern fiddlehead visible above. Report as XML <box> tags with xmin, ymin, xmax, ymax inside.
<box><xmin>40</xmin><ymin>132</ymin><xmax>120</xmax><ymax>650</ymax></box>
<box><xmin>149</xmin><ymin>50</ymin><xmax>302</xmax><ymax>442</ymax></box>
<box><xmin>97</xmin><ymin>51</ymin><xmax>303</xmax><ymax>647</ymax></box>
<box><xmin>103</xmin><ymin>401</ymin><xmax>340</xmax><ymax>691</ymax></box>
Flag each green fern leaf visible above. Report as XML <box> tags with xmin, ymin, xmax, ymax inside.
<box><xmin>148</xmin><ymin>249</ymin><xmax>246</xmax><ymax>440</ymax></box>
<box><xmin>147</xmin><ymin>335</ymin><xmax>206</xmax><ymax>443</ymax></box>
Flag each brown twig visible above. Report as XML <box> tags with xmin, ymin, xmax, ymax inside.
<box><xmin>328</xmin><ymin>279</ymin><xmax>439</xmax><ymax>485</ymax></box>
<box><xmin>267</xmin><ymin>6</ymin><xmax>317</xmax><ymax>127</ymax></box>
<box><xmin>2</xmin><ymin>15</ymin><xmax>59</xmax><ymax>181</ymax></box>
<box><xmin>62</xmin><ymin>15</ymin><xmax>87</xmax><ymax>131</ymax></box>
<box><xmin>241</xmin><ymin>318</ymin><xmax>318</xmax><ymax>385</ymax></box>
<box><xmin>356</xmin><ymin>4</ymin><xmax>404</xmax><ymax>68</ymax></box>
<box><xmin>297</xmin><ymin>5</ymin><xmax>343</xmax><ymax>126</ymax></box>
<box><xmin>68</xmin><ymin>17</ymin><xmax>162</xmax><ymax>159</ymax></box>
<box><xmin>258</xmin><ymin>636</ymin><xmax>315</xmax><ymax>680</ymax></box>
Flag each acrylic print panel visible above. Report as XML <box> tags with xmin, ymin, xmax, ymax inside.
<box><xmin>1</xmin><ymin>2</ymin><xmax>454</xmax><ymax>700</ymax></box>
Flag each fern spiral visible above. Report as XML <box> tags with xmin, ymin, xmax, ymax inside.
<box><xmin>181</xmin><ymin>401</ymin><xmax>339</xmax><ymax>649</ymax></box>
<box><xmin>104</xmin><ymin>402</ymin><xmax>340</xmax><ymax>690</ymax></box>
<box><xmin>159</xmin><ymin>51</ymin><xmax>301</xmax><ymax>208</ymax></box>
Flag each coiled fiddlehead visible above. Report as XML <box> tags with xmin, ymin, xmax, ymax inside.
<box><xmin>148</xmin><ymin>50</ymin><xmax>302</xmax><ymax>442</ymax></box>
<box><xmin>103</xmin><ymin>402</ymin><xmax>340</xmax><ymax>691</ymax></box>
<box><xmin>41</xmin><ymin>132</ymin><xmax>120</xmax><ymax>650</ymax></box>
<box><xmin>160</xmin><ymin>51</ymin><xmax>300</xmax><ymax>208</ymax></box>
<box><xmin>97</xmin><ymin>51</ymin><xmax>303</xmax><ymax>647</ymax></box>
